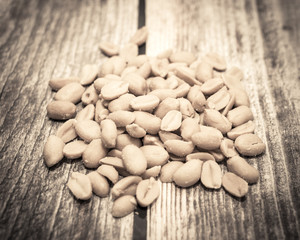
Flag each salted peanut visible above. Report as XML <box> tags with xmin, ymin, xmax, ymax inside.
<box><xmin>54</xmin><ymin>82</ymin><xmax>85</xmax><ymax>104</ymax></box>
<box><xmin>164</xmin><ymin>140</ymin><xmax>194</xmax><ymax>157</ymax></box>
<box><xmin>94</xmin><ymin>77</ymin><xmax>118</xmax><ymax>92</ymax></box>
<box><xmin>195</xmin><ymin>61</ymin><xmax>213</xmax><ymax>82</ymax></box>
<box><xmin>158</xmin><ymin>131</ymin><xmax>181</xmax><ymax>143</ymax></box>
<box><xmin>160</xmin><ymin>110</ymin><xmax>182</xmax><ymax>131</ymax></box>
<box><xmin>226</xmin><ymin>66</ymin><xmax>243</xmax><ymax>82</ymax></box>
<box><xmin>150</xmin><ymin>58</ymin><xmax>169</xmax><ymax>78</ymax></box>
<box><xmin>140</xmin><ymin>145</ymin><xmax>169</xmax><ymax>168</ymax></box>
<box><xmin>230</xmin><ymin>87</ymin><xmax>250</xmax><ymax>107</ymax></box>
<box><xmin>49</xmin><ymin>77</ymin><xmax>80</xmax><ymax>91</ymax></box>
<box><xmin>97</xmin><ymin>165</ymin><xmax>119</xmax><ymax>184</ymax></box>
<box><xmin>126</xmin><ymin>123</ymin><xmax>146</xmax><ymax>138</ymax></box>
<box><xmin>122</xmin><ymin>145</ymin><xmax>147</xmax><ymax>175</ymax></box>
<box><xmin>222</xmin><ymin>172</ymin><xmax>248</xmax><ymax>197</ymax></box>
<box><xmin>99</xmin><ymin>41</ymin><xmax>119</xmax><ymax>56</ymax></box>
<box><xmin>222</xmin><ymin>73</ymin><xmax>243</xmax><ymax>90</ymax></box>
<box><xmin>56</xmin><ymin>119</ymin><xmax>77</xmax><ymax>143</ymax></box>
<box><xmin>222</xmin><ymin>89</ymin><xmax>235</xmax><ymax>116</ymax></box>
<box><xmin>80</xmin><ymin>64</ymin><xmax>98</xmax><ymax>85</ymax></box>
<box><xmin>191</xmin><ymin>130</ymin><xmax>222</xmax><ymax>151</ymax></box>
<box><xmin>160</xmin><ymin>161</ymin><xmax>184</xmax><ymax>183</ymax></box>
<box><xmin>141</xmin><ymin>166</ymin><xmax>161</xmax><ymax>179</ymax></box>
<box><xmin>154</xmin><ymin>98</ymin><xmax>179</xmax><ymax>119</ymax></box>
<box><xmin>180</xmin><ymin>117</ymin><xmax>200</xmax><ymax>141</ymax></box>
<box><xmin>116</xmin><ymin>134</ymin><xmax>142</xmax><ymax>151</ymax></box>
<box><xmin>128</xmin><ymin>55</ymin><xmax>148</xmax><ymax>67</ymax></box>
<box><xmin>107</xmin><ymin>110</ymin><xmax>135</xmax><ymax>127</ymax></box>
<box><xmin>129</xmin><ymin>26</ymin><xmax>148</xmax><ymax>46</ymax></box>
<box><xmin>47</xmin><ymin>100</ymin><xmax>76</xmax><ymax>120</ymax></box>
<box><xmin>220</xmin><ymin>138</ymin><xmax>238</xmax><ymax>158</ymax></box>
<box><xmin>200</xmin><ymin>77</ymin><xmax>224</xmax><ymax>95</ymax></box>
<box><xmin>186</xmin><ymin>152</ymin><xmax>215</xmax><ymax>162</ymax></box>
<box><xmin>121</xmin><ymin>66</ymin><xmax>138</xmax><ymax>78</ymax></box>
<box><xmin>122</xmin><ymin>72</ymin><xmax>147</xmax><ymax>96</ymax></box>
<box><xmin>143</xmin><ymin>134</ymin><xmax>164</xmax><ymax>148</ymax></box>
<box><xmin>203</xmin><ymin>53</ymin><xmax>226</xmax><ymax>71</ymax></box>
<box><xmin>112</xmin><ymin>195</ymin><xmax>137</xmax><ymax>218</ymax></box>
<box><xmin>110</xmin><ymin>56</ymin><xmax>127</xmax><ymax>76</ymax></box>
<box><xmin>107</xmin><ymin>149</ymin><xmax>122</xmax><ymax>158</ymax></box>
<box><xmin>174</xmin><ymin>66</ymin><xmax>199</xmax><ymax>86</ymax></box>
<box><xmin>108</xmin><ymin>93</ymin><xmax>135</xmax><ymax>112</ymax></box>
<box><xmin>87</xmin><ymin>171</ymin><xmax>110</xmax><ymax>197</ymax></box>
<box><xmin>81</xmin><ymin>84</ymin><xmax>98</xmax><ymax>105</ymax></box>
<box><xmin>63</xmin><ymin>140</ymin><xmax>88</xmax><ymax>159</ymax></box>
<box><xmin>207</xmin><ymin>86</ymin><xmax>230</xmax><ymax>111</ymax></box>
<box><xmin>235</xmin><ymin>133</ymin><xmax>266</xmax><ymax>156</ymax></box>
<box><xmin>203</xmin><ymin>109</ymin><xmax>232</xmax><ymax>134</ymax></box>
<box><xmin>157</xmin><ymin>48</ymin><xmax>173</xmax><ymax>59</ymax></box>
<box><xmin>99</xmin><ymin>59</ymin><xmax>114</xmax><ymax>77</ymax></box>
<box><xmin>227</xmin><ymin>106</ymin><xmax>254</xmax><ymax>127</ymax></box>
<box><xmin>75</xmin><ymin>120</ymin><xmax>101</xmax><ymax>143</ymax></box>
<box><xmin>148</xmin><ymin>89</ymin><xmax>177</xmax><ymax>101</ymax></box>
<box><xmin>130</xmin><ymin>95</ymin><xmax>160</xmax><ymax>112</ymax></box>
<box><xmin>169</xmin><ymin>51</ymin><xmax>196</xmax><ymax>65</ymax></box>
<box><xmin>76</xmin><ymin>104</ymin><xmax>95</xmax><ymax>122</ymax></box>
<box><xmin>111</xmin><ymin>176</ymin><xmax>142</xmax><ymax>199</ymax></box>
<box><xmin>43</xmin><ymin>135</ymin><xmax>65</xmax><ymax>167</ymax></box>
<box><xmin>82</xmin><ymin>139</ymin><xmax>107</xmax><ymax>168</ymax></box>
<box><xmin>149</xmin><ymin>76</ymin><xmax>169</xmax><ymax>91</ymax></box>
<box><xmin>136</xmin><ymin>177</ymin><xmax>160</xmax><ymax>207</ymax></box>
<box><xmin>101</xmin><ymin>81</ymin><xmax>129</xmax><ymax>100</ymax></box>
<box><xmin>95</xmin><ymin>100</ymin><xmax>109</xmax><ymax>123</ymax></box>
<box><xmin>172</xmin><ymin>81</ymin><xmax>189</xmax><ymax>97</ymax></box>
<box><xmin>178</xmin><ymin>97</ymin><xmax>195</xmax><ymax>118</ymax></box>
<box><xmin>99</xmin><ymin>157</ymin><xmax>125</xmax><ymax>170</ymax></box>
<box><xmin>136</xmin><ymin>61</ymin><xmax>152</xmax><ymax>79</ymax></box>
<box><xmin>133</xmin><ymin>111</ymin><xmax>161</xmax><ymax>135</ymax></box>
<box><xmin>120</xmin><ymin>43</ymin><xmax>138</xmax><ymax>62</ymax></box>
<box><xmin>187</xmin><ymin>85</ymin><xmax>206</xmax><ymax>112</ymax></box>
<box><xmin>227</xmin><ymin>155</ymin><xmax>259</xmax><ymax>184</ymax></box>
<box><xmin>101</xmin><ymin>119</ymin><xmax>117</xmax><ymax>148</ymax></box>
<box><xmin>173</xmin><ymin>159</ymin><xmax>203</xmax><ymax>187</ymax></box>
<box><xmin>201</xmin><ymin>160</ymin><xmax>222</xmax><ymax>189</ymax></box>
<box><xmin>227</xmin><ymin>120</ymin><xmax>255</xmax><ymax>140</ymax></box>
<box><xmin>67</xmin><ymin>172</ymin><xmax>92</xmax><ymax>200</ymax></box>
<box><xmin>209</xmin><ymin>149</ymin><xmax>225</xmax><ymax>162</ymax></box>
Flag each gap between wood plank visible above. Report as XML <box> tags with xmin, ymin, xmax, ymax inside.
<box><xmin>132</xmin><ymin>0</ymin><xmax>147</xmax><ymax>240</ymax></box>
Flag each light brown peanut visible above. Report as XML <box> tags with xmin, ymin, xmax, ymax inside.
<box><xmin>227</xmin><ymin>155</ymin><xmax>259</xmax><ymax>184</ymax></box>
<box><xmin>49</xmin><ymin>77</ymin><xmax>80</xmax><ymax>91</ymax></box>
<box><xmin>164</xmin><ymin>139</ymin><xmax>194</xmax><ymax>157</ymax></box>
<box><xmin>173</xmin><ymin>159</ymin><xmax>203</xmax><ymax>187</ymax></box>
<box><xmin>136</xmin><ymin>177</ymin><xmax>160</xmax><ymax>207</ymax></box>
<box><xmin>82</xmin><ymin>139</ymin><xmax>107</xmax><ymax>168</ymax></box>
<box><xmin>160</xmin><ymin>161</ymin><xmax>184</xmax><ymax>183</ymax></box>
<box><xmin>112</xmin><ymin>195</ymin><xmax>137</xmax><ymax>218</ymax></box>
<box><xmin>227</xmin><ymin>120</ymin><xmax>255</xmax><ymax>140</ymax></box>
<box><xmin>87</xmin><ymin>171</ymin><xmax>110</xmax><ymax>197</ymax></box>
<box><xmin>140</xmin><ymin>145</ymin><xmax>169</xmax><ymax>168</ymax></box>
<box><xmin>56</xmin><ymin>119</ymin><xmax>77</xmax><ymax>143</ymax></box>
<box><xmin>111</xmin><ymin>176</ymin><xmax>142</xmax><ymax>199</ymax></box>
<box><xmin>101</xmin><ymin>119</ymin><xmax>117</xmax><ymax>148</ymax></box>
<box><xmin>201</xmin><ymin>160</ymin><xmax>222</xmax><ymax>189</ymax></box>
<box><xmin>234</xmin><ymin>133</ymin><xmax>266</xmax><ymax>156</ymax></box>
<box><xmin>54</xmin><ymin>82</ymin><xmax>85</xmax><ymax>104</ymax></box>
<box><xmin>122</xmin><ymin>145</ymin><xmax>147</xmax><ymax>175</ymax></box>
<box><xmin>97</xmin><ymin>165</ymin><xmax>119</xmax><ymax>184</ymax></box>
<box><xmin>67</xmin><ymin>172</ymin><xmax>92</xmax><ymax>200</ymax></box>
<box><xmin>222</xmin><ymin>172</ymin><xmax>248</xmax><ymax>197</ymax></box>
<box><xmin>47</xmin><ymin>100</ymin><xmax>76</xmax><ymax>120</ymax></box>
<box><xmin>63</xmin><ymin>140</ymin><xmax>88</xmax><ymax>159</ymax></box>
<box><xmin>76</xmin><ymin>104</ymin><xmax>95</xmax><ymax>122</ymax></box>
<box><xmin>75</xmin><ymin>120</ymin><xmax>101</xmax><ymax>143</ymax></box>
<box><xmin>43</xmin><ymin>135</ymin><xmax>65</xmax><ymax>167</ymax></box>
<box><xmin>227</xmin><ymin>106</ymin><xmax>254</xmax><ymax>127</ymax></box>
<box><xmin>160</xmin><ymin>110</ymin><xmax>182</xmax><ymax>131</ymax></box>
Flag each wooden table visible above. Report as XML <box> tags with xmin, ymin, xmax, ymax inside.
<box><xmin>0</xmin><ymin>0</ymin><xmax>299</xmax><ymax>239</ymax></box>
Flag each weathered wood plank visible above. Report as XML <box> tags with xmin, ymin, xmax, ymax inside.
<box><xmin>0</xmin><ymin>0</ymin><xmax>138</xmax><ymax>239</ymax></box>
<box><xmin>146</xmin><ymin>0</ymin><xmax>300</xmax><ymax>239</ymax></box>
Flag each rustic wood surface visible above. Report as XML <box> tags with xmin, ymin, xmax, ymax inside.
<box><xmin>0</xmin><ymin>0</ymin><xmax>299</xmax><ymax>239</ymax></box>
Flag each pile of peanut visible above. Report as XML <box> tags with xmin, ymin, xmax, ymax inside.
<box><xmin>44</xmin><ymin>26</ymin><xmax>266</xmax><ymax>218</ymax></box>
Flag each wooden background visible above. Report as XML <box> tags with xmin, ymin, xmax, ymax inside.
<box><xmin>0</xmin><ymin>0</ymin><xmax>299</xmax><ymax>239</ymax></box>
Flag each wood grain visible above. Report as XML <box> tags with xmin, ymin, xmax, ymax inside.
<box><xmin>0</xmin><ymin>0</ymin><xmax>138</xmax><ymax>239</ymax></box>
<box><xmin>146</xmin><ymin>0</ymin><xmax>300</xmax><ymax>239</ymax></box>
